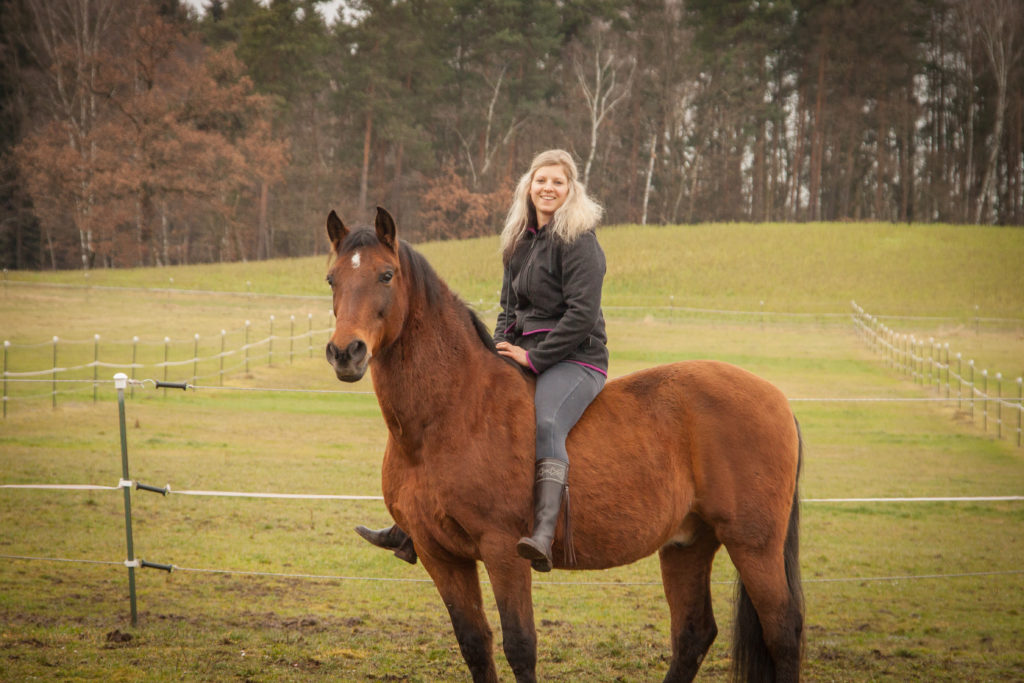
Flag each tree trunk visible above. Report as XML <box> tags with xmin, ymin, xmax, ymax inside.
<box><xmin>257</xmin><ymin>180</ymin><xmax>269</xmax><ymax>259</ymax></box>
<box><xmin>875</xmin><ymin>101</ymin><xmax>886</xmax><ymax>219</ymax></box>
<box><xmin>809</xmin><ymin>48</ymin><xmax>826</xmax><ymax>221</ymax></box>
<box><xmin>359</xmin><ymin>84</ymin><xmax>375</xmax><ymax>219</ymax></box>
<box><xmin>641</xmin><ymin>131</ymin><xmax>657</xmax><ymax>225</ymax></box>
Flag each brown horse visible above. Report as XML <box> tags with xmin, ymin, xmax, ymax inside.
<box><xmin>324</xmin><ymin>207</ymin><xmax>804</xmax><ymax>683</ymax></box>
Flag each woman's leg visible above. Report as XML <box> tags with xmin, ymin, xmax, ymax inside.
<box><xmin>517</xmin><ymin>362</ymin><xmax>604</xmax><ymax>571</ymax></box>
<box><xmin>533</xmin><ymin>362</ymin><xmax>605</xmax><ymax>464</ymax></box>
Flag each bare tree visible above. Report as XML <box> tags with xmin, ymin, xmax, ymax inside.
<box><xmin>573</xmin><ymin>22</ymin><xmax>635</xmax><ymax>187</ymax></box>
<box><xmin>457</xmin><ymin>65</ymin><xmax>526</xmax><ymax>187</ymax></box>
<box><xmin>965</xmin><ymin>0</ymin><xmax>1024</xmax><ymax>223</ymax></box>
<box><xmin>17</xmin><ymin>0</ymin><xmax>121</xmax><ymax>268</ymax></box>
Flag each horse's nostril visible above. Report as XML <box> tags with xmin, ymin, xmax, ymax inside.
<box><xmin>347</xmin><ymin>339</ymin><xmax>367</xmax><ymax>362</ymax></box>
<box><xmin>326</xmin><ymin>341</ymin><xmax>340</xmax><ymax>361</ymax></box>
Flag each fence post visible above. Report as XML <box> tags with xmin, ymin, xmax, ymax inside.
<box><xmin>244</xmin><ymin>321</ymin><xmax>251</xmax><ymax>374</ymax></box>
<box><xmin>982</xmin><ymin>369</ymin><xmax>988</xmax><ymax>433</ymax></box>
<box><xmin>969</xmin><ymin>360</ymin><xmax>975</xmax><ymax>421</ymax></box>
<box><xmin>289</xmin><ymin>315</ymin><xmax>295</xmax><ymax>365</ymax></box>
<box><xmin>114</xmin><ymin>373</ymin><xmax>139</xmax><ymax>627</ymax></box>
<box><xmin>93</xmin><ymin>334</ymin><xmax>100</xmax><ymax>403</ymax></box>
<box><xmin>995</xmin><ymin>373</ymin><xmax>1002</xmax><ymax>440</ymax></box>
<box><xmin>944</xmin><ymin>343</ymin><xmax>950</xmax><ymax>398</ymax></box>
<box><xmin>909</xmin><ymin>336</ymin><xmax>915</xmax><ymax>382</ymax></box>
<box><xmin>52</xmin><ymin>336</ymin><xmax>58</xmax><ymax>409</ymax></box>
<box><xmin>1017</xmin><ymin>377</ymin><xmax>1022</xmax><ymax>448</ymax></box>
<box><xmin>269</xmin><ymin>315</ymin><xmax>275</xmax><ymax>367</ymax></box>
<box><xmin>922</xmin><ymin>339</ymin><xmax>927</xmax><ymax>385</ymax></box>
<box><xmin>956</xmin><ymin>353</ymin><xmax>963</xmax><ymax>410</ymax></box>
<box><xmin>163</xmin><ymin>337</ymin><xmax>170</xmax><ymax>396</ymax></box>
<box><xmin>2</xmin><ymin>339</ymin><xmax>8</xmax><ymax>419</ymax></box>
<box><xmin>927</xmin><ymin>338</ymin><xmax>934</xmax><ymax>388</ymax></box>
<box><xmin>220</xmin><ymin>330</ymin><xmax>226</xmax><ymax>387</ymax></box>
<box><xmin>192</xmin><ymin>334</ymin><xmax>200</xmax><ymax>386</ymax></box>
<box><xmin>130</xmin><ymin>337</ymin><xmax>138</xmax><ymax>399</ymax></box>
<box><xmin>308</xmin><ymin>313</ymin><xmax>313</xmax><ymax>358</ymax></box>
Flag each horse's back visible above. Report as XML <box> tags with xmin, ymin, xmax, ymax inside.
<box><xmin>562</xmin><ymin>360</ymin><xmax>799</xmax><ymax>568</ymax></box>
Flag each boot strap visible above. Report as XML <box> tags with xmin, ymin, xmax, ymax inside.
<box><xmin>562</xmin><ymin>485</ymin><xmax>576</xmax><ymax>568</ymax></box>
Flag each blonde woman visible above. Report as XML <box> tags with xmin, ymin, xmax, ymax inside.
<box><xmin>358</xmin><ymin>149</ymin><xmax>608</xmax><ymax>572</ymax></box>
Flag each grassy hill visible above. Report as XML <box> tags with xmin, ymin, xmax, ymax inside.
<box><xmin>7</xmin><ymin>221</ymin><xmax>1023</xmax><ymax>318</ymax></box>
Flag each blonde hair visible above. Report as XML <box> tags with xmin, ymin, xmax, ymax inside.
<box><xmin>500</xmin><ymin>149</ymin><xmax>603</xmax><ymax>262</ymax></box>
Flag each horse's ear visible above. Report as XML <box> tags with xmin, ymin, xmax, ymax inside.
<box><xmin>327</xmin><ymin>210</ymin><xmax>348</xmax><ymax>253</ymax></box>
<box><xmin>375</xmin><ymin>206</ymin><xmax>398</xmax><ymax>253</ymax></box>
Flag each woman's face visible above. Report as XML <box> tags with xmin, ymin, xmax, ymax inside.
<box><xmin>530</xmin><ymin>164</ymin><xmax>569</xmax><ymax>226</ymax></box>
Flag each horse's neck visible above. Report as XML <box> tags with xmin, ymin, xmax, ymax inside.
<box><xmin>370</xmin><ymin>298</ymin><xmax>522</xmax><ymax>444</ymax></box>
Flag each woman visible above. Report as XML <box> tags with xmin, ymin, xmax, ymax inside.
<box><xmin>357</xmin><ymin>149</ymin><xmax>608</xmax><ymax>572</ymax></box>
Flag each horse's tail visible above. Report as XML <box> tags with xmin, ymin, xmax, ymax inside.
<box><xmin>731</xmin><ymin>417</ymin><xmax>805</xmax><ymax>682</ymax></box>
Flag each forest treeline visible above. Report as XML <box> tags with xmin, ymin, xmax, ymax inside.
<box><xmin>1</xmin><ymin>0</ymin><xmax>1022</xmax><ymax>270</ymax></box>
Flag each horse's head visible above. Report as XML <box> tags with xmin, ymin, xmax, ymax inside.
<box><xmin>324</xmin><ymin>207</ymin><xmax>408</xmax><ymax>382</ymax></box>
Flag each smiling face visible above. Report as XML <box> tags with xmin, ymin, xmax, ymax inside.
<box><xmin>529</xmin><ymin>163</ymin><xmax>569</xmax><ymax>227</ymax></box>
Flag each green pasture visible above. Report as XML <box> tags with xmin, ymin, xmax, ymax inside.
<box><xmin>1</xmin><ymin>222</ymin><xmax>1023</xmax><ymax>681</ymax></box>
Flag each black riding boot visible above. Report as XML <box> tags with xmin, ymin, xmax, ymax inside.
<box><xmin>354</xmin><ymin>524</ymin><xmax>417</xmax><ymax>564</ymax></box>
<box><xmin>516</xmin><ymin>458</ymin><xmax>570</xmax><ymax>573</ymax></box>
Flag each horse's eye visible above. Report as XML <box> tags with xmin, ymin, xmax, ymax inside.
<box><xmin>326</xmin><ymin>274</ymin><xmax>334</xmax><ymax>287</ymax></box>
<box><xmin>380</xmin><ymin>270</ymin><xmax>394</xmax><ymax>283</ymax></box>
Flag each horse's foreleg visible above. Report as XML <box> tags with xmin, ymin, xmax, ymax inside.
<box><xmin>658</xmin><ymin>527</ymin><xmax>721</xmax><ymax>683</ymax></box>
<box><xmin>483</xmin><ymin>550</ymin><xmax>537</xmax><ymax>683</ymax></box>
<box><xmin>421</xmin><ymin>555</ymin><xmax>498</xmax><ymax>683</ymax></box>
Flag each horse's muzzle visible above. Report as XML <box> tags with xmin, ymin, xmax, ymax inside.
<box><xmin>325</xmin><ymin>339</ymin><xmax>369</xmax><ymax>382</ymax></box>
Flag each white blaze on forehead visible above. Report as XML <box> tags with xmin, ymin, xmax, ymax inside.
<box><xmin>350</xmin><ymin>251</ymin><xmax>361</xmax><ymax>269</ymax></box>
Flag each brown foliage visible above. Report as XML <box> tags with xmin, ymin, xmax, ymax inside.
<box><xmin>419</xmin><ymin>163</ymin><xmax>511</xmax><ymax>241</ymax></box>
<box><xmin>12</xmin><ymin>0</ymin><xmax>286</xmax><ymax>268</ymax></box>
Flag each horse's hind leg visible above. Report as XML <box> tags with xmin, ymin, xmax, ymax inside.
<box><xmin>729</xmin><ymin>547</ymin><xmax>803</xmax><ymax>682</ymax></box>
<box><xmin>658</xmin><ymin>526</ymin><xmax>722</xmax><ymax>683</ymax></box>
<box><xmin>420</xmin><ymin>555</ymin><xmax>499</xmax><ymax>683</ymax></box>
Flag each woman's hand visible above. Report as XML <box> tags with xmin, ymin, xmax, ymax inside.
<box><xmin>496</xmin><ymin>341</ymin><xmax>530</xmax><ymax>368</ymax></box>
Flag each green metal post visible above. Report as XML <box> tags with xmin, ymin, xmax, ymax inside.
<box><xmin>114</xmin><ymin>373</ymin><xmax>138</xmax><ymax>626</ymax></box>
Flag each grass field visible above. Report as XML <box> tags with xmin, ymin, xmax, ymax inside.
<box><xmin>1</xmin><ymin>222</ymin><xmax>1023</xmax><ymax>681</ymax></box>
